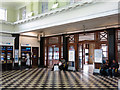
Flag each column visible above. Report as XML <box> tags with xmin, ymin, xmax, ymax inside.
<box><xmin>63</xmin><ymin>35</ymin><xmax>68</xmax><ymax>63</ymax></box>
<box><xmin>108</xmin><ymin>29</ymin><xmax>116</xmax><ymax>64</ymax></box>
<box><xmin>12</xmin><ymin>34</ymin><xmax>20</xmax><ymax>69</ymax></box>
<box><xmin>40</xmin><ymin>37</ymin><xmax>45</xmax><ymax>67</ymax></box>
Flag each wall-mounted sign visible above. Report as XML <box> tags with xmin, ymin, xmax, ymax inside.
<box><xmin>21</xmin><ymin>44</ymin><xmax>31</xmax><ymax>46</ymax></box>
<box><xmin>94</xmin><ymin>49</ymin><xmax>102</xmax><ymax>63</ymax></box>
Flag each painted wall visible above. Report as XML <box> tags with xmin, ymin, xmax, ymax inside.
<box><xmin>0</xmin><ymin>23</ymin><xmax>15</xmax><ymax>32</ymax></box>
<box><xmin>19</xmin><ymin>36</ymin><xmax>40</xmax><ymax>58</ymax></box>
<box><xmin>0</xmin><ymin>4</ymin><xmax>17</xmax><ymax>22</ymax></box>
<box><xmin>7</xmin><ymin>8</ymin><xmax>17</xmax><ymax>22</ymax></box>
<box><xmin>33</xmin><ymin>1</ymin><xmax>39</xmax><ymax>15</ymax></box>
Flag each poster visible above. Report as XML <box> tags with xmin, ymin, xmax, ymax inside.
<box><xmin>15</xmin><ymin>49</ymin><xmax>19</xmax><ymax>63</ymax></box>
<box><xmin>94</xmin><ymin>49</ymin><xmax>102</xmax><ymax>63</ymax></box>
<box><xmin>69</xmin><ymin>50</ymin><xmax>75</xmax><ymax>61</ymax></box>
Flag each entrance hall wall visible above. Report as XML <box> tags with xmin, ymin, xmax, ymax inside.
<box><xmin>19</xmin><ymin>36</ymin><xmax>40</xmax><ymax>58</ymax></box>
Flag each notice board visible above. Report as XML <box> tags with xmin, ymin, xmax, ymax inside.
<box><xmin>94</xmin><ymin>49</ymin><xmax>102</xmax><ymax>63</ymax></box>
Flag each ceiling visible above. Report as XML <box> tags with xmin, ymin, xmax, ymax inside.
<box><xmin>21</xmin><ymin>14</ymin><xmax>118</xmax><ymax>36</ymax></box>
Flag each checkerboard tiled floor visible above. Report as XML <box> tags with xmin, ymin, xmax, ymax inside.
<box><xmin>0</xmin><ymin>68</ymin><xmax>119</xmax><ymax>89</ymax></box>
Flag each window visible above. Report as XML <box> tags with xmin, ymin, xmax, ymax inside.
<box><xmin>19</xmin><ymin>7</ymin><xmax>26</xmax><ymax>20</ymax></box>
<box><xmin>42</xmin><ymin>1</ymin><xmax>48</xmax><ymax>13</ymax></box>
<box><xmin>117</xmin><ymin>30</ymin><xmax>120</xmax><ymax>40</ymax></box>
<box><xmin>101</xmin><ymin>44</ymin><xmax>108</xmax><ymax>59</ymax></box>
<box><xmin>0</xmin><ymin>8</ymin><xmax>7</xmax><ymax>21</ymax></box>
<box><xmin>99</xmin><ymin>31</ymin><xmax>108</xmax><ymax>41</ymax></box>
<box><xmin>70</xmin><ymin>0</ymin><xmax>81</xmax><ymax>4</ymax></box>
<box><xmin>68</xmin><ymin>35</ymin><xmax>75</xmax><ymax>43</ymax></box>
<box><xmin>61</xmin><ymin>46</ymin><xmax>63</xmax><ymax>58</ymax></box>
<box><xmin>70</xmin><ymin>0</ymin><xmax>75</xmax><ymax>4</ymax></box>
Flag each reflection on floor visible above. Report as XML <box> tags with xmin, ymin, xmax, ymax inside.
<box><xmin>0</xmin><ymin>66</ymin><xmax>119</xmax><ymax>89</ymax></box>
<box><xmin>83</xmin><ymin>64</ymin><xmax>94</xmax><ymax>74</ymax></box>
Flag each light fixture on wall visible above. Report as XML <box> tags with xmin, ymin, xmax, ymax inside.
<box><xmin>52</xmin><ymin>1</ymin><xmax>59</xmax><ymax>9</ymax></box>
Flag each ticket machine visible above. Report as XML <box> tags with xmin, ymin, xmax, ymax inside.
<box><xmin>21</xmin><ymin>47</ymin><xmax>31</xmax><ymax>68</ymax></box>
<box><xmin>1</xmin><ymin>46</ymin><xmax>13</xmax><ymax>70</ymax></box>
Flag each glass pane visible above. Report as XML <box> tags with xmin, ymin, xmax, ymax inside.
<box><xmin>42</xmin><ymin>1</ymin><xmax>48</xmax><ymax>13</ymax></box>
<box><xmin>54</xmin><ymin>47</ymin><xmax>59</xmax><ymax>60</ymax></box>
<box><xmin>49</xmin><ymin>47</ymin><xmax>53</xmax><ymax>52</ymax></box>
<box><xmin>69</xmin><ymin>46</ymin><xmax>74</xmax><ymax>50</ymax></box>
<box><xmin>48</xmin><ymin>47</ymin><xmax>53</xmax><ymax>60</ymax></box>
<box><xmin>79</xmin><ymin>52</ymin><xmax>82</xmax><ymax>57</ymax></box>
<box><xmin>118</xmin><ymin>43</ymin><xmax>120</xmax><ymax>46</ymax></box>
<box><xmin>61</xmin><ymin>46</ymin><xmax>63</xmax><ymax>58</ymax></box>
<box><xmin>0</xmin><ymin>8</ymin><xmax>6</xmax><ymax>21</ymax></box>
<box><xmin>118</xmin><ymin>31</ymin><xmax>120</xmax><ymax>39</ymax></box>
<box><xmin>103</xmin><ymin>52</ymin><xmax>108</xmax><ymax>57</ymax></box>
<box><xmin>22</xmin><ymin>7</ymin><xmax>26</xmax><ymax>19</ymax></box>
<box><xmin>100</xmin><ymin>31</ymin><xmax>107</xmax><ymax>41</ymax></box>
<box><xmin>79</xmin><ymin>56</ymin><xmax>82</xmax><ymax>68</ymax></box>
<box><xmin>79</xmin><ymin>45</ymin><xmax>82</xmax><ymax>51</ymax></box>
<box><xmin>70</xmin><ymin>0</ymin><xmax>75</xmax><ymax>4</ymax></box>
<box><xmin>69</xmin><ymin>35</ymin><xmax>74</xmax><ymax>43</ymax></box>
<box><xmin>118</xmin><ymin>46</ymin><xmax>120</xmax><ymax>51</ymax></box>
<box><xmin>45</xmin><ymin>47</ymin><xmax>47</xmax><ymax>60</ymax></box>
<box><xmin>79</xmin><ymin>44</ymin><xmax>83</xmax><ymax>69</ymax></box>
<box><xmin>101</xmin><ymin>45</ymin><xmax>107</xmax><ymax>52</ymax></box>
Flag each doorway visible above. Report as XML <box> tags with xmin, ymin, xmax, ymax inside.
<box><xmin>78</xmin><ymin>43</ymin><xmax>95</xmax><ymax>70</ymax></box>
<box><xmin>32</xmin><ymin>47</ymin><xmax>38</xmax><ymax>68</ymax></box>
<box><xmin>48</xmin><ymin>45</ymin><xmax>59</xmax><ymax>68</ymax></box>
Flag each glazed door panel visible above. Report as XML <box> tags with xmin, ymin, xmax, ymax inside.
<box><xmin>48</xmin><ymin>45</ymin><xmax>59</xmax><ymax>68</ymax></box>
<box><xmin>78</xmin><ymin>44</ymin><xmax>83</xmax><ymax>69</ymax></box>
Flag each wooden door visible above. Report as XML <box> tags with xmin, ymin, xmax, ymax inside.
<box><xmin>32</xmin><ymin>47</ymin><xmax>38</xmax><ymax>67</ymax></box>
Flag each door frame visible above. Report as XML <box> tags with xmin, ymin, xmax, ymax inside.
<box><xmin>78</xmin><ymin>41</ymin><xmax>96</xmax><ymax>70</ymax></box>
<box><xmin>32</xmin><ymin>47</ymin><xmax>39</xmax><ymax>67</ymax></box>
<box><xmin>47</xmin><ymin>45</ymin><xmax>60</xmax><ymax>67</ymax></box>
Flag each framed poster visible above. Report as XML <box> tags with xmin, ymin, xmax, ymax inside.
<box><xmin>69</xmin><ymin>50</ymin><xmax>75</xmax><ymax>62</ymax></box>
<box><xmin>94</xmin><ymin>49</ymin><xmax>102</xmax><ymax>63</ymax></box>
